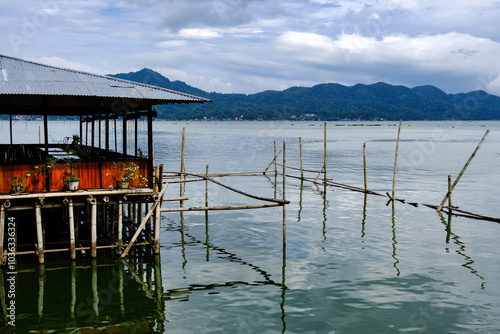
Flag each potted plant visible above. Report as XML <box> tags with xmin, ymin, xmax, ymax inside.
<box><xmin>64</xmin><ymin>161</ymin><xmax>80</xmax><ymax>191</ymax></box>
<box><xmin>112</xmin><ymin>162</ymin><xmax>146</xmax><ymax>189</ymax></box>
<box><xmin>10</xmin><ymin>172</ymin><xmax>31</xmax><ymax>194</ymax></box>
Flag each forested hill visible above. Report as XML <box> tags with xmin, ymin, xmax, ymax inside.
<box><xmin>109</xmin><ymin>68</ymin><xmax>500</xmax><ymax>121</ymax></box>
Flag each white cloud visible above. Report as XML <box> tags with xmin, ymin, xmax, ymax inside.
<box><xmin>178</xmin><ymin>28</ymin><xmax>221</xmax><ymax>39</ymax></box>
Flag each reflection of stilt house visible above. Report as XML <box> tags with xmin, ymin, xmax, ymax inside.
<box><xmin>0</xmin><ymin>54</ymin><xmax>210</xmax><ymax>263</ymax></box>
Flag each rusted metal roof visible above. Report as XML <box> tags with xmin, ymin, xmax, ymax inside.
<box><xmin>0</xmin><ymin>54</ymin><xmax>210</xmax><ymax>103</ymax></box>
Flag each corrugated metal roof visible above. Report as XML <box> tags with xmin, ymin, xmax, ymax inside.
<box><xmin>0</xmin><ymin>54</ymin><xmax>210</xmax><ymax>103</ymax></box>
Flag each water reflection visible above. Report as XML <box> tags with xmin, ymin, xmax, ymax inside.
<box><xmin>439</xmin><ymin>213</ymin><xmax>486</xmax><ymax>289</ymax></box>
<box><xmin>1</xmin><ymin>254</ymin><xmax>164</xmax><ymax>333</ymax></box>
<box><xmin>391</xmin><ymin>202</ymin><xmax>401</xmax><ymax>276</ymax></box>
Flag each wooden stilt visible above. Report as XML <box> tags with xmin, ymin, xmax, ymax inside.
<box><xmin>205</xmin><ymin>165</ymin><xmax>209</xmax><ymax>208</ymax></box>
<box><xmin>120</xmin><ymin>184</ymin><xmax>168</xmax><ymax>258</ymax></box>
<box><xmin>437</xmin><ymin>130</ymin><xmax>490</xmax><ymax>212</ymax></box>
<box><xmin>363</xmin><ymin>143</ymin><xmax>367</xmax><ymax>192</ymax></box>
<box><xmin>391</xmin><ymin>120</ymin><xmax>402</xmax><ymax>200</ymax></box>
<box><xmin>283</xmin><ymin>141</ymin><xmax>287</xmax><ymax>245</ymax></box>
<box><xmin>299</xmin><ymin>137</ymin><xmax>304</xmax><ymax>179</ymax></box>
<box><xmin>0</xmin><ymin>205</ymin><xmax>5</xmax><ymax>262</ymax></box>
<box><xmin>91</xmin><ymin>199</ymin><xmax>97</xmax><ymax>258</ymax></box>
<box><xmin>35</xmin><ymin>203</ymin><xmax>44</xmax><ymax>264</ymax></box>
<box><xmin>118</xmin><ymin>198</ymin><xmax>123</xmax><ymax>254</ymax></box>
<box><xmin>68</xmin><ymin>199</ymin><xmax>76</xmax><ymax>260</ymax></box>
<box><xmin>448</xmin><ymin>175</ymin><xmax>453</xmax><ymax>209</ymax></box>
<box><xmin>180</xmin><ymin>127</ymin><xmax>186</xmax><ymax>203</ymax></box>
<box><xmin>323</xmin><ymin>122</ymin><xmax>327</xmax><ymax>183</ymax></box>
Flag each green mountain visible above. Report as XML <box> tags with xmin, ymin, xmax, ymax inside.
<box><xmin>109</xmin><ymin>69</ymin><xmax>500</xmax><ymax>121</ymax></box>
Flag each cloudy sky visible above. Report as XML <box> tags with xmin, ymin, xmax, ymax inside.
<box><xmin>2</xmin><ymin>0</ymin><xmax>500</xmax><ymax>95</ymax></box>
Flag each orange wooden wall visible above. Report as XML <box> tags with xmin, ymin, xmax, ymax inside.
<box><xmin>0</xmin><ymin>160</ymin><xmax>150</xmax><ymax>193</ymax></box>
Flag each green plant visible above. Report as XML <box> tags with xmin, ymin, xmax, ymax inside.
<box><xmin>112</xmin><ymin>162</ymin><xmax>147</xmax><ymax>186</ymax></box>
<box><xmin>64</xmin><ymin>161</ymin><xmax>80</xmax><ymax>182</ymax></box>
<box><xmin>10</xmin><ymin>172</ymin><xmax>31</xmax><ymax>187</ymax></box>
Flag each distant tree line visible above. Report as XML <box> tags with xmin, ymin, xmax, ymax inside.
<box><xmin>110</xmin><ymin>69</ymin><xmax>500</xmax><ymax>121</ymax></box>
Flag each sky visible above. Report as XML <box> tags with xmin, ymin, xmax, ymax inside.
<box><xmin>2</xmin><ymin>0</ymin><xmax>500</xmax><ymax>95</ymax></box>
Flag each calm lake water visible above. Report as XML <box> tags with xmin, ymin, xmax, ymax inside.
<box><xmin>2</xmin><ymin>120</ymin><xmax>500</xmax><ymax>333</ymax></box>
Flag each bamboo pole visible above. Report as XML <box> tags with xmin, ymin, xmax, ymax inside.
<box><xmin>324</xmin><ymin>122</ymin><xmax>327</xmax><ymax>183</ymax></box>
<box><xmin>391</xmin><ymin>120</ymin><xmax>402</xmax><ymax>200</ymax></box>
<box><xmin>437</xmin><ymin>130</ymin><xmax>490</xmax><ymax>212</ymax></box>
<box><xmin>184</xmin><ymin>172</ymin><xmax>288</xmax><ymax>205</ymax></box>
<box><xmin>160</xmin><ymin>203</ymin><xmax>282</xmax><ymax>213</ymax></box>
<box><xmin>363</xmin><ymin>143</ymin><xmax>367</xmax><ymax>192</ymax></box>
<box><xmin>205</xmin><ymin>165</ymin><xmax>209</xmax><ymax>208</ymax></box>
<box><xmin>180</xmin><ymin>127</ymin><xmax>186</xmax><ymax>202</ymax></box>
<box><xmin>264</xmin><ymin>148</ymin><xmax>282</xmax><ymax>175</ymax></box>
<box><xmin>91</xmin><ymin>199</ymin><xmax>97</xmax><ymax>258</ymax></box>
<box><xmin>283</xmin><ymin>141</ymin><xmax>287</xmax><ymax>245</ymax></box>
<box><xmin>68</xmin><ymin>199</ymin><xmax>76</xmax><ymax>260</ymax></box>
<box><xmin>299</xmin><ymin>137</ymin><xmax>304</xmax><ymax>179</ymax></box>
<box><xmin>92</xmin><ymin>259</ymin><xmax>99</xmax><ymax>317</ymax></box>
<box><xmin>0</xmin><ymin>205</ymin><xmax>4</xmax><ymax>261</ymax></box>
<box><xmin>120</xmin><ymin>184</ymin><xmax>168</xmax><ymax>258</ymax></box>
<box><xmin>118</xmin><ymin>198</ymin><xmax>123</xmax><ymax>253</ymax></box>
<box><xmin>448</xmin><ymin>175</ymin><xmax>452</xmax><ymax>209</ymax></box>
<box><xmin>35</xmin><ymin>203</ymin><xmax>44</xmax><ymax>264</ymax></box>
<box><xmin>314</xmin><ymin>153</ymin><xmax>333</xmax><ymax>183</ymax></box>
<box><xmin>274</xmin><ymin>142</ymin><xmax>277</xmax><ymax>174</ymax></box>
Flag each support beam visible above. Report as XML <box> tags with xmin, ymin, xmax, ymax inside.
<box><xmin>91</xmin><ymin>199</ymin><xmax>97</xmax><ymax>258</ymax></box>
<box><xmin>35</xmin><ymin>203</ymin><xmax>44</xmax><ymax>264</ymax></box>
<box><xmin>68</xmin><ymin>199</ymin><xmax>76</xmax><ymax>260</ymax></box>
<box><xmin>147</xmin><ymin>107</ymin><xmax>154</xmax><ymax>188</ymax></box>
<box><xmin>118</xmin><ymin>198</ymin><xmax>123</xmax><ymax>254</ymax></box>
<box><xmin>0</xmin><ymin>205</ymin><xmax>5</xmax><ymax>261</ymax></box>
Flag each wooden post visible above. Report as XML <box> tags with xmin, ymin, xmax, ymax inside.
<box><xmin>283</xmin><ymin>141</ymin><xmax>287</xmax><ymax>236</ymax></box>
<box><xmin>35</xmin><ymin>203</ymin><xmax>44</xmax><ymax>264</ymax></box>
<box><xmin>205</xmin><ymin>165</ymin><xmax>209</xmax><ymax>208</ymax></box>
<box><xmin>120</xmin><ymin>184</ymin><xmax>168</xmax><ymax>258</ymax></box>
<box><xmin>363</xmin><ymin>143</ymin><xmax>367</xmax><ymax>192</ymax></box>
<box><xmin>118</xmin><ymin>198</ymin><xmax>123</xmax><ymax>254</ymax></box>
<box><xmin>0</xmin><ymin>205</ymin><xmax>5</xmax><ymax>262</ymax></box>
<box><xmin>68</xmin><ymin>199</ymin><xmax>76</xmax><ymax>260</ymax></box>
<box><xmin>391</xmin><ymin>120</ymin><xmax>402</xmax><ymax>200</ymax></box>
<box><xmin>180</xmin><ymin>127</ymin><xmax>186</xmax><ymax>202</ymax></box>
<box><xmin>299</xmin><ymin>137</ymin><xmax>304</xmax><ymax>179</ymax></box>
<box><xmin>448</xmin><ymin>175</ymin><xmax>452</xmax><ymax>209</ymax></box>
<box><xmin>323</xmin><ymin>122</ymin><xmax>327</xmax><ymax>182</ymax></box>
<box><xmin>91</xmin><ymin>198</ymin><xmax>97</xmax><ymax>258</ymax></box>
<box><xmin>274</xmin><ymin>142</ymin><xmax>277</xmax><ymax>174</ymax></box>
<box><xmin>9</xmin><ymin>114</ymin><xmax>13</xmax><ymax>145</ymax></box>
<box><xmin>437</xmin><ymin>130</ymin><xmax>490</xmax><ymax>211</ymax></box>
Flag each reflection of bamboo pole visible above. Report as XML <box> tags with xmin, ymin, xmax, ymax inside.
<box><xmin>324</xmin><ymin>122</ymin><xmax>327</xmax><ymax>183</ymax></box>
<box><xmin>38</xmin><ymin>264</ymin><xmax>45</xmax><ymax>318</ymax></box>
<box><xmin>363</xmin><ymin>143</ymin><xmax>367</xmax><ymax>192</ymax></box>
<box><xmin>437</xmin><ymin>130</ymin><xmax>490</xmax><ymax>212</ymax></box>
<box><xmin>92</xmin><ymin>259</ymin><xmax>99</xmax><ymax>318</ymax></box>
<box><xmin>70</xmin><ymin>261</ymin><xmax>76</xmax><ymax>319</ymax></box>
<box><xmin>283</xmin><ymin>141</ymin><xmax>287</xmax><ymax>245</ymax></box>
<box><xmin>391</xmin><ymin>120</ymin><xmax>402</xmax><ymax>200</ymax></box>
<box><xmin>160</xmin><ymin>203</ymin><xmax>282</xmax><ymax>212</ymax></box>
